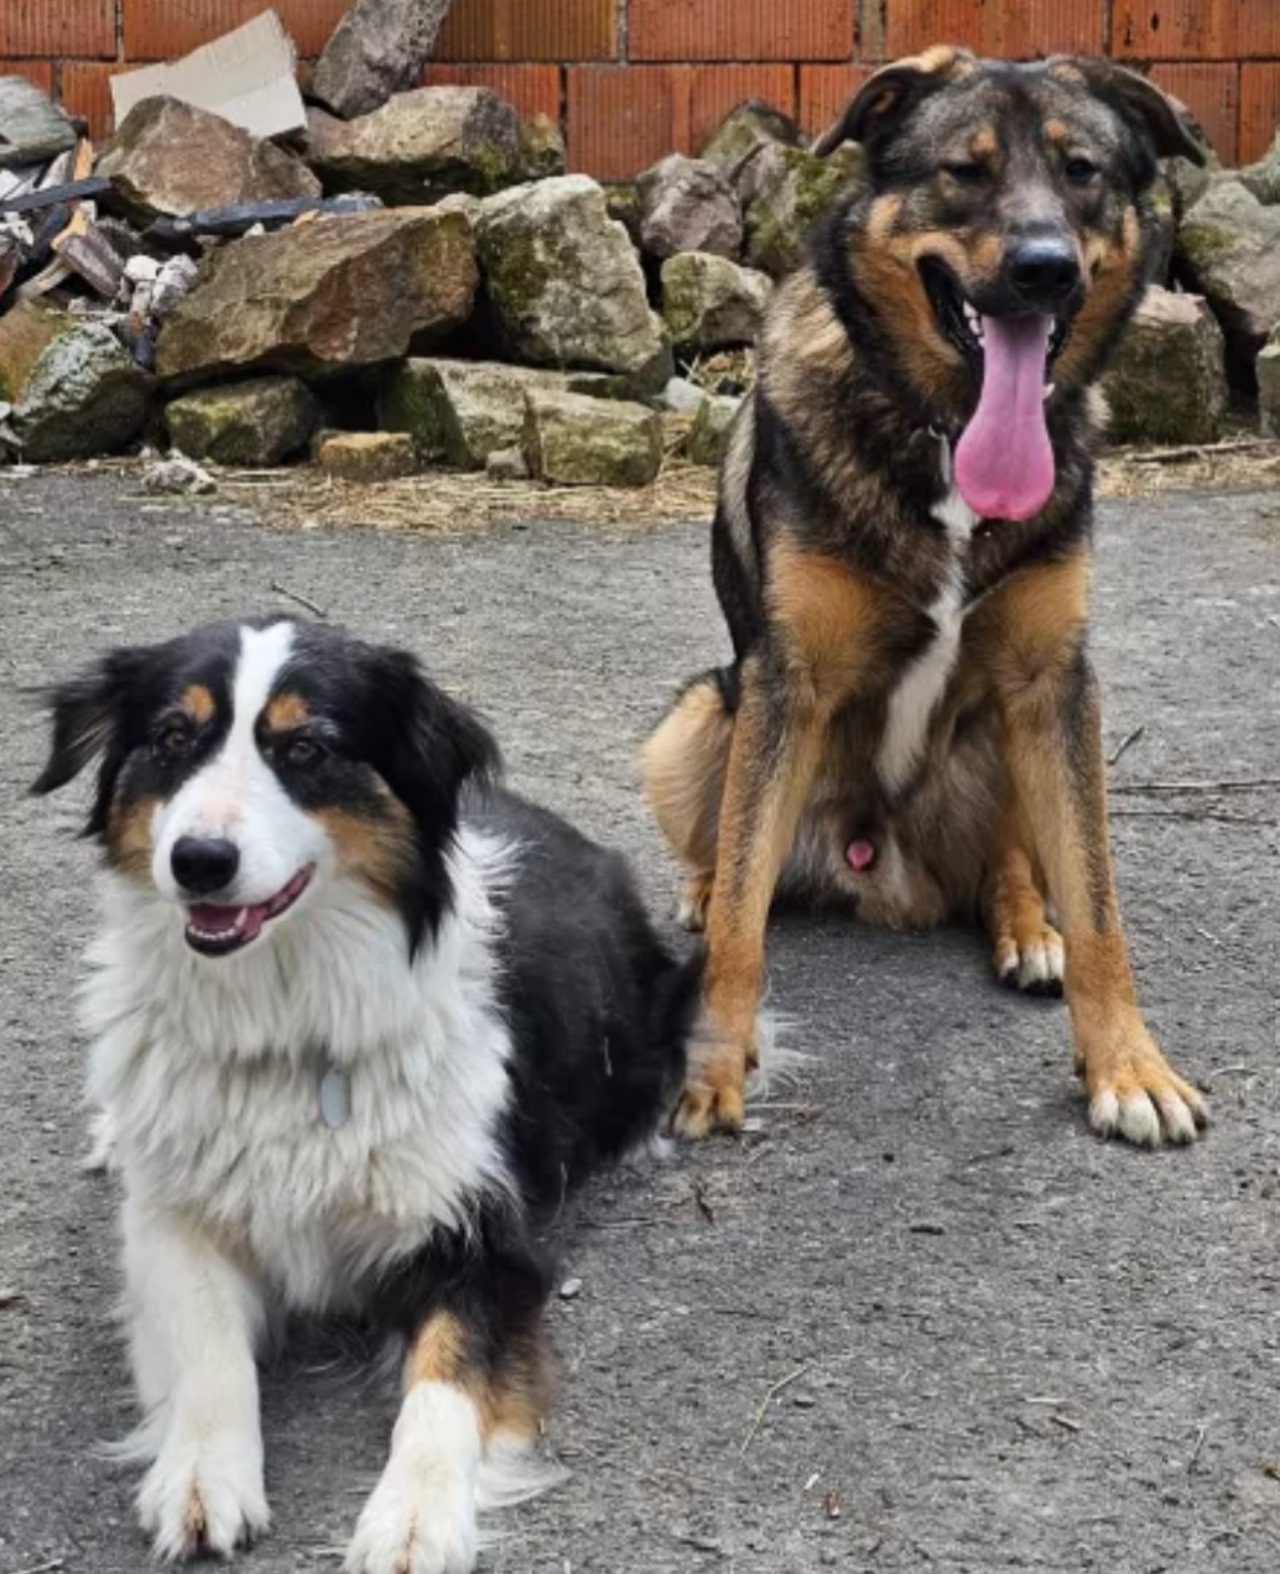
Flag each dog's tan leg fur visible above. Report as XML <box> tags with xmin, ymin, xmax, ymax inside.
<box><xmin>641</xmin><ymin>675</ymin><xmax>732</xmax><ymax>932</ymax></box>
<box><xmin>984</xmin><ymin>801</ymin><xmax>1064</xmax><ymax>995</ymax></box>
<box><xmin>673</xmin><ymin>546</ymin><xmax>897</xmax><ymax>1137</ymax></box>
<box><xmin>985</xmin><ymin>552</ymin><xmax>1206</xmax><ymax>1145</ymax></box>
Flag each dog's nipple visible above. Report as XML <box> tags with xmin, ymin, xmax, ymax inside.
<box><xmin>846</xmin><ymin>838</ymin><xmax>877</xmax><ymax>872</ymax></box>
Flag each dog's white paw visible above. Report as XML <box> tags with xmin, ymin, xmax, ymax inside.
<box><xmin>993</xmin><ymin>925</ymin><xmax>1064</xmax><ymax>997</ymax></box>
<box><xmin>137</xmin><ymin>1431</ymin><xmax>268</xmax><ymax>1561</ymax></box>
<box><xmin>345</xmin><ymin>1469</ymin><xmax>478</xmax><ymax>1574</ymax></box>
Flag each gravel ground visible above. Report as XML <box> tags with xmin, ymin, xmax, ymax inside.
<box><xmin>0</xmin><ymin>472</ymin><xmax>1277</xmax><ymax>1574</ymax></box>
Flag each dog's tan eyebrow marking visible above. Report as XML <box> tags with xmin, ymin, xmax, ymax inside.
<box><xmin>182</xmin><ymin>684</ymin><xmax>216</xmax><ymax>725</ymax></box>
<box><xmin>1043</xmin><ymin>119</ymin><xmax>1072</xmax><ymax>146</ymax></box>
<box><xmin>263</xmin><ymin>692</ymin><xmax>310</xmax><ymax>731</ymax></box>
<box><xmin>970</xmin><ymin>126</ymin><xmax>999</xmax><ymax>158</ymax></box>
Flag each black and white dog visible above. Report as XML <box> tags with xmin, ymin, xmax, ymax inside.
<box><xmin>34</xmin><ymin>617</ymin><xmax>699</xmax><ymax>1572</ymax></box>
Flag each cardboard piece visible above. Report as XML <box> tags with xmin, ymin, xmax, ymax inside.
<box><xmin>111</xmin><ymin>11</ymin><xmax>307</xmax><ymax>141</ymax></box>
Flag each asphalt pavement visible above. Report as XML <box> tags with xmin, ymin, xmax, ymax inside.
<box><xmin>0</xmin><ymin>471</ymin><xmax>1277</xmax><ymax>1574</ymax></box>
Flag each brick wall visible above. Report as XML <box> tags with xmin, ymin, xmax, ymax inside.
<box><xmin>2</xmin><ymin>0</ymin><xmax>1278</xmax><ymax>176</ymax></box>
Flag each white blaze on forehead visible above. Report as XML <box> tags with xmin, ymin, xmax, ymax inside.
<box><xmin>233</xmin><ymin>621</ymin><xmax>297</xmax><ymax>729</ymax></box>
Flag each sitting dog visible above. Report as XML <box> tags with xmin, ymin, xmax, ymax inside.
<box><xmin>34</xmin><ymin>617</ymin><xmax>698</xmax><ymax>1571</ymax></box>
<box><xmin>642</xmin><ymin>49</ymin><xmax>1208</xmax><ymax>1146</ymax></box>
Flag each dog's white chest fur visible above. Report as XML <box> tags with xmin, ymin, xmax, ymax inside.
<box><xmin>83</xmin><ymin>831</ymin><xmax>515</xmax><ymax>1312</ymax></box>
<box><xmin>876</xmin><ymin>479</ymin><xmax>979</xmax><ymax>792</ymax></box>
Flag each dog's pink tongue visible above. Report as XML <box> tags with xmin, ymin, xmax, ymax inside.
<box><xmin>954</xmin><ymin>313</ymin><xmax>1054</xmax><ymax>522</ymax></box>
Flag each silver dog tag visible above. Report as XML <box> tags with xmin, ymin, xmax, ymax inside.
<box><xmin>319</xmin><ymin>1067</ymin><xmax>352</xmax><ymax>1129</ymax></box>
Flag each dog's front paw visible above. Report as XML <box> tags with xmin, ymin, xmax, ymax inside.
<box><xmin>672</xmin><ymin>1038</ymin><xmax>749</xmax><ymax>1138</ymax></box>
<box><xmin>138</xmin><ymin>1432</ymin><xmax>268</xmax><ymax>1561</ymax></box>
<box><xmin>1080</xmin><ymin>1019</ymin><xmax>1208</xmax><ymax>1147</ymax></box>
<box><xmin>345</xmin><ymin>1469</ymin><xmax>477</xmax><ymax>1574</ymax></box>
<box><xmin>993</xmin><ymin>920</ymin><xmax>1064</xmax><ymax>997</ymax></box>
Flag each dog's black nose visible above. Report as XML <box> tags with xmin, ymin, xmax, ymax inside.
<box><xmin>171</xmin><ymin>836</ymin><xmax>240</xmax><ymax>896</ymax></box>
<box><xmin>1006</xmin><ymin>237</ymin><xmax>1081</xmax><ymax>309</ymax></box>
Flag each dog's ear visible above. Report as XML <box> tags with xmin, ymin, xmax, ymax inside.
<box><xmin>363</xmin><ymin>647</ymin><xmax>499</xmax><ymax>832</ymax></box>
<box><xmin>31</xmin><ymin>648</ymin><xmax>154</xmax><ymax>833</ymax></box>
<box><xmin>1070</xmin><ymin>59</ymin><xmax>1207</xmax><ymax>167</ymax></box>
<box><xmin>812</xmin><ymin>46</ymin><xmax>975</xmax><ymax>157</ymax></box>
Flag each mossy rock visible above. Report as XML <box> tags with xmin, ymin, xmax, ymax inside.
<box><xmin>166</xmin><ymin>376</ymin><xmax>321</xmax><ymax>466</ymax></box>
<box><xmin>1102</xmin><ymin>286</ymin><xmax>1227</xmax><ymax>445</ymax></box>
<box><xmin>744</xmin><ymin>142</ymin><xmax>866</xmax><ymax>278</ymax></box>
<box><xmin>522</xmin><ymin>388</ymin><xmax>663</xmax><ymax>487</ymax></box>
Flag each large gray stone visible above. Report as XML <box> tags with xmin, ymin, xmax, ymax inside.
<box><xmin>165</xmin><ymin>376</ymin><xmax>321</xmax><ymax>466</ymax></box>
<box><xmin>661</xmin><ymin>252</ymin><xmax>771</xmax><ymax>350</ymax></box>
<box><xmin>636</xmin><ymin>155</ymin><xmax>742</xmax><ymax>260</ymax></box>
<box><xmin>1102</xmin><ymin>285</ymin><xmax>1227</xmax><ymax>445</ymax></box>
<box><xmin>699</xmin><ymin>99</ymin><xmax>802</xmax><ymax>187</ymax></box>
<box><xmin>1176</xmin><ymin>178</ymin><xmax>1280</xmax><ymax>388</ymax></box>
<box><xmin>97</xmin><ymin>97</ymin><xmax>320</xmax><ymax>223</ymax></box>
<box><xmin>475</xmin><ymin>175</ymin><xmax>666</xmax><ymax>376</ymax></box>
<box><xmin>305</xmin><ymin>88</ymin><xmax>523</xmax><ymax>205</ymax></box>
<box><xmin>380</xmin><ymin>358</ymin><xmax>567</xmax><ymax>467</ymax></box>
<box><xmin>0</xmin><ymin>304</ymin><xmax>152</xmax><ymax>462</ymax></box>
<box><xmin>686</xmin><ymin>393</ymin><xmax>741</xmax><ymax>467</ymax></box>
<box><xmin>743</xmin><ymin>142</ymin><xmax>865</xmax><ymax>278</ymax></box>
<box><xmin>522</xmin><ymin>388</ymin><xmax>663</xmax><ymax>487</ymax></box>
<box><xmin>312</xmin><ymin>0</ymin><xmax>454</xmax><ymax>119</ymax></box>
<box><xmin>156</xmin><ymin>207</ymin><xmax>477</xmax><ymax>381</ymax></box>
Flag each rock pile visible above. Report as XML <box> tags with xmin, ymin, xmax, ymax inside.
<box><xmin>0</xmin><ymin>55</ymin><xmax>1276</xmax><ymax>484</ymax></box>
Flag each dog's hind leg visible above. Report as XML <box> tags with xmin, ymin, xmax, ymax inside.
<box><xmin>641</xmin><ymin>669</ymin><xmax>735</xmax><ymax>932</ymax></box>
<box><xmin>984</xmin><ymin>799</ymin><xmax>1064</xmax><ymax>997</ymax></box>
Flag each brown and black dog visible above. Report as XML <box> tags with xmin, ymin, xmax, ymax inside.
<box><xmin>643</xmin><ymin>48</ymin><xmax>1210</xmax><ymax>1146</ymax></box>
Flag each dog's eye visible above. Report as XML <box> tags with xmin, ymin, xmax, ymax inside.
<box><xmin>943</xmin><ymin>162</ymin><xmax>986</xmax><ymax>186</ymax></box>
<box><xmin>153</xmin><ymin>719</ymin><xmax>195</xmax><ymax>761</ymax></box>
<box><xmin>282</xmin><ymin>735</ymin><xmax>323</xmax><ymax>768</ymax></box>
<box><xmin>1065</xmin><ymin>156</ymin><xmax>1099</xmax><ymax>185</ymax></box>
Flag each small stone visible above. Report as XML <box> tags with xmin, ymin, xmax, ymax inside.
<box><xmin>558</xmin><ymin>1277</ymin><xmax>583</xmax><ymax>1300</ymax></box>
<box><xmin>699</xmin><ymin>99</ymin><xmax>803</xmax><ymax>186</ymax></box>
<box><xmin>486</xmin><ymin>445</ymin><xmax>529</xmax><ymax>481</ymax></box>
<box><xmin>1103</xmin><ymin>285</ymin><xmax>1227</xmax><ymax>445</ymax></box>
<box><xmin>686</xmin><ymin>394</ymin><xmax>741</xmax><ymax>467</ymax></box>
<box><xmin>523</xmin><ymin>389</ymin><xmax>664</xmax><ymax>488</ymax></box>
<box><xmin>0</xmin><ymin>75</ymin><xmax>78</xmax><ymax>168</ymax></box>
<box><xmin>636</xmin><ymin>154</ymin><xmax>742</xmax><ymax>261</ymax></box>
<box><xmin>312</xmin><ymin>0</ymin><xmax>455</xmax><ymax>120</ymax></box>
<box><xmin>661</xmin><ymin>252</ymin><xmax>772</xmax><ymax>351</ymax></box>
<box><xmin>316</xmin><ymin>430</ymin><xmax>418</xmax><ymax>480</ymax></box>
<box><xmin>1237</xmin><ymin>131</ymin><xmax>1280</xmax><ymax>205</ymax></box>
<box><xmin>142</xmin><ymin>453</ymin><xmax>217</xmax><ymax>495</ymax></box>
<box><xmin>98</xmin><ymin>97</ymin><xmax>320</xmax><ymax>223</ymax></box>
<box><xmin>305</xmin><ymin>88</ymin><xmax>524</xmax><ymax>205</ymax></box>
<box><xmin>165</xmin><ymin>376</ymin><xmax>321</xmax><ymax>467</ymax></box>
<box><xmin>1257</xmin><ymin>342</ymin><xmax>1280</xmax><ymax>437</ymax></box>
<box><xmin>662</xmin><ymin>376</ymin><xmax>707</xmax><ymax>414</ymax></box>
<box><xmin>476</xmin><ymin>175</ymin><xmax>665</xmax><ymax>376</ymax></box>
<box><xmin>791</xmin><ymin>1391</ymin><xmax>817</xmax><ymax>1408</ymax></box>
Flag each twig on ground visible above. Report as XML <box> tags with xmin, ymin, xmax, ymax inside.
<box><xmin>270</xmin><ymin>581</ymin><xmax>328</xmax><ymax>619</ymax></box>
<box><xmin>1189</xmin><ymin>1422</ymin><xmax>1211</xmax><ymax>1473</ymax></box>
<box><xmin>739</xmin><ymin>1362</ymin><xmax>813</xmax><ymax>1455</ymax></box>
<box><xmin>1110</xmin><ymin>776</ymin><xmax>1279</xmax><ymax>794</ymax></box>
<box><xmin>1107</xmin><ymin>725</ymin><xmax>1146</xmax><ymax>767</ymax></box>
<box><xmin>1050</xmin><ymin>1413</ymin><xmax>1083</xmax><ymax>1434</ymax></box>
<box><xmin>9</xmin><ymin>1558</ymin><xmax>67</xmax><ymax>1574</ymax></box>
<box><xmin>0</xmin><ymin>1286</ymin><xmax>22</xmax><ymax>1308</ymax></box>
<box><xmin>1128</xmin><ymin>438</ymin><xmax>1280</xmax><ymax>465</ymax></box>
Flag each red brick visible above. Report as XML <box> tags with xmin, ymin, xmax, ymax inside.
<box><xmin>59</xmin><ymin>60</ymin><xmax>116</xmax><ymax>143</ymax></box>
<box><xmin>567</xmin><ymin>65</ymin><xmax>685</xmax><ymax>180</ymax></box>
<box><xmin>1240</xmin><ymin>62</ymin><xmax>1280</xmax><ymax>162</ymax></box>
<box><xmin>798</xmin><ymin>63</ymin><xmax>873</xmax><ymax>139</ymax></box>
<box><xmin>0</xmin><ymin>2</ymin><xmax>114</xmax><ymax>57</ymax></box>
<box><xmin>885</xmin><ymin>0</ymin><xmax>1103</xmax><ymax>59</ymax></box>
<box><xmin>629</xmin><ymin>0</ymin><xmax>853</xmax><ymax>64</ymax></box>
<box><xmin>689</xmin><ymin>64</ymin><xmax>794</xmax><ymax>152</ymax></box>
<box><xmin>0</xmin><ymin>58</ymin><xmax>54</xmax><ymax>93</ymax></box>
<box><xmin>1112</xmin><ymin>1</ymin><xmax>1280</xmax><ymax>61</ymax></box>
<box><xmin>121</xmin><ymin>1</ymin><xmax>348</xmax><ymax>62</ymax></box>
<box><xmin>1149</xmin><ymin>61</ymin><xmax>1239</xmax><ymax>163</ymax></box>
<box><xmin>437</xmin><ymin>0</ymin><xmax>616</xmax><ymax>63</ymax></box>
<box><xmin>423</xmin><ymin>64</ymin><xmax>562</xmax><ymax>123</ymax></box>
